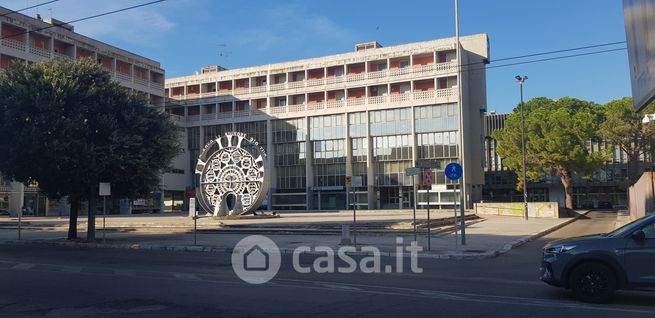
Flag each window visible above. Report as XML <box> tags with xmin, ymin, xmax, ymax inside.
<box><xmin>400</xmin><ymin>60</ymin><xmax>409</xmax><ymax>68</ymax></box>
<box><xmin>641</xmin><ymin>223</ymin><xmax>655</xmax><ymax>239</ymax></box>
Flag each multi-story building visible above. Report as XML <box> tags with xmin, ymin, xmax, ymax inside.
<box><xmin>483</xmin><ymin>112</ymin><xmax>652</xmax><ymax>208</ymax></box>
<box><xmin>0</xmin><ymin>7</ymin><xmax>171</xmax><ymax>216</ymax></box>
<box><xmin>165</xmin><ymin>34</ymin><xmax>489</xmax><ymax>211</ymax></box>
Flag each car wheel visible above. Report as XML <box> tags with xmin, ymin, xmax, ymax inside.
<box><xmin>569</xmin><ymin>262</ymin><xmax>617</xmax><ymax>303</ymax></box>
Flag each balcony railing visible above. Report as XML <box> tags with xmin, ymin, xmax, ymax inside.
<box><xmin>217</xmin><ymin>112</ymin><xmax>233</xmax><ymax>119</ymax></box>
<box><xmin>270</xmin><ymin>83</ymin><xmax>286</xmax><ymax>91</ymax></box>
<box><xmin>151</xmin><ymin>82</ymin><xmax>165</xmax><ymax>91</ymax></box>
<box><xmin>167</xmin><ymin>60</ymin><xmax>459</xmax><ymax>100</ymax></box>
<box><xmin>177</xmin><ymin>88</ymin><xmax>456</xmax><ymax>123</ymax></box>
<box><xmin>250</xmin><ymin>85</ymin><xmax>266</xmax><ymax>93</ymax></box>
<box><xmin>115</xmin><ymin>72</ymin><xmax>132</xmax><ymax>82</ymax></box>
<box><xmin>326</xmin><ymin>100</ymin><xmax>345</xmax><ymax>109</ymax></box>
<box><xmin>307</xmin><ymin>78</ymin><xmax>325</xmax><ymax>86</ymax></box>
<box><xmin>346</xmin><ymin>98</ymin><xmax>365</xmax><ymax>107</ymax></box>
<box><xmin>288</xmin><ymin>104</ymin><xmax>306</xmax><ymax>112</ymax></box>
<box><xmin>368</xmin><ymin>95</ymin><xmax>386</xmax><ymax>104</ymax></box>
<box><xmin>29</xmin><ymin>45</ymin><xmax>50</xmax><ymax>58</ymax></box>
<box><xmin>201</xmin><ymin>113</ymin><xmax>216</xmax><ymax>121</ymax></box>
<box><xmin>2</xmin><ymin>38</ymin><xmax>25</xmax><ymax>51</ymax></box>
<box><xmin>53</xmin><ymin>52</ymin><xmax>73</xmax><ymax>61</ymax></box>
<box><xmin>288</xmin><ymin>81</ymin><xmax>304</xmax><ymax>89</ymax></box>
<box><xmin>200</xmin><ymin>92</ymin><xmax>217</xmax><ymax>98</ymax></box>
<box><xmin>307</xmin><ymin>103</ymin><xmax>325</xmax><ymax>111</ymax></box>
<box><xmin>134</xmin><ymin>77</ymin><xmax>148</xmax><ymax>87</ymax></box>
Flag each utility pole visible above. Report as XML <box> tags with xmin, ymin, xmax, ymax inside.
<box><xmin>455</xmin><ymin>0</ymin><xmax>466</xmax><ymax>245</ymax></box>
<box><xmin>516</xmin><ymin>75</ymin><xmax>529</xmax><ymax>220</ymax></box>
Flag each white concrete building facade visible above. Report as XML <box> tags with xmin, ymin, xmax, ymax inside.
<box><xmin>165</xmin><ymin>34</ymin><xmax>489</xmax><ymax>211</ymax></box>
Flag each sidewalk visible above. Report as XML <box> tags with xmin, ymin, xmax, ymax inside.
<box><xmin>0</xmin><ymin>211</ymin><xmax>589</xmax><ymax>259</ymax></box>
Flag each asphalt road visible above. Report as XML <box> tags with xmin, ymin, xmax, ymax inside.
<box><xmin>0</xmin><ymin>211</ymin><xmax>653</xmax><ymax>317</ymax></box>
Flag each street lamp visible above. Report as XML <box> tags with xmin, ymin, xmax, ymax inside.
<box><xmin>515</xmin><ymin>75</ymin><xmax>528</xmax><ymax>220</ymax></box>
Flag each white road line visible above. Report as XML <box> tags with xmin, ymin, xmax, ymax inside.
<box><xmin>10</xmin><ymin>263</ymin><xmax>34</xmax><ymax>270</ymax></box>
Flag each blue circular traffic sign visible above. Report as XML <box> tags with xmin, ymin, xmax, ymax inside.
<box><xmin>445</xmin><ymin>162</ymin><xmax>463</xmax><ymax>180</ymax></box>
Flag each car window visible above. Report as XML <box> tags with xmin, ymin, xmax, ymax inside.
<box><xmin>641</xmin><ymin>223</ymin><xmax>655</xmax><ymax>239</ymax></box>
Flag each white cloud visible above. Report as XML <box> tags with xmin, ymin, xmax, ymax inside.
<box><xmin>225</xmin><ymin>3</ymin><xmax>355</xmax><ymax>51</ymax></box>
<box><xmin>0</xmin><ymin>0</ymin><xmax>176</xmax><ymax>45</ymax></box>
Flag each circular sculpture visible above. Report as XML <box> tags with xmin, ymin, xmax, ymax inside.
<box><xmin>195</xmin><ymin>132</ymin><xmax>268</xmax><ymax>216</ymax></box>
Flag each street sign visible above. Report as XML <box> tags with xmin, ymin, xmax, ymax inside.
<box><xmin>445</xmin><ymin>162</ymin><xmax>463</xmax><ymax>180</ymax></box>
<box><xmin>345</xmin><ymin>176</ymin><xmax>352</xmax><ymax>186</ymax></box>
<box><xmin>189</xmin><ymin>198</ymin><xmax>197</xmax><ymax>217</ymax></box>
<box><xmin>405</xmin><ymin>167</ymin><xmax>421</xmax><ymax>176</ymax></box>
<box><xmin>99</xmin><ymin>182</ymin><xmax>111</xmax><ymax>196</ymax></box>
<box><xmin>351</xmin><ymin>176</ymin><xmax>363</xmax><ymax>187</ymax></box>
<box><xmin>423</xmin><ymin>170</ymin><xmax>435</xmax><ymax>186</ymax></box>
<box><xmin>416</xmin><ymin>160</ymin><xmax>438</xmax><ymax>169</ymax></box>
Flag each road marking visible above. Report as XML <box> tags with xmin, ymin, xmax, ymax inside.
<box><xmin>316</xmin><ymin>283</ymin><xmax>362</xmax><ymax>291</ymax></box>
<box><xmin>10</xmin><ymin>263</ymin><xmax>34</xmax><ymax>270</ymax></box>
<box><xmin>173</xmin><ymin>273</ymin><xmax>201</xmax><ymax>280</ymax></box>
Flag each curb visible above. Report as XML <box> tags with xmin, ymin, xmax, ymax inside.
<box><xmin>1</xmin><ymin>239</ymin><xmax>497</xmax><ymax>260</ymax></box>
<box><xmin>493</xmin><ymin>210</ymin><xmax>591</xmax><ymax>257</ymax></box>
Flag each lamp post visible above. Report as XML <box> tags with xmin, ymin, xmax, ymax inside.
<box><xmin>515</xmin><ymin>75</ymin><xmax>528</xmax><ymax>220</ymax></box>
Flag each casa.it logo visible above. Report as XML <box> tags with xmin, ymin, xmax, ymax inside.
<box><xmin>231</xmin><ymin>235</ymin><xmax>281</xmax><ymax>284</ymax></box>
<box><xmin>231</xmin><ymin>235</ymin><xmax>424</xmax><ymax>284</ymax></box>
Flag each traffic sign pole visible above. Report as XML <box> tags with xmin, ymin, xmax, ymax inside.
<box><xmin>445</xmin><ymin>163</ymin><xmax>464</xmax><ymax>247</ymax></box>
<box><xmin>427</xmin><ymin>186</ymin><xmax>431</xmax><ymax>251</ymax></box>
<box><xmin>454</xmin><ymin>182</ymin><xmax>458</xmax><ymax>249</ymax></box>
<box><xmin>412</xmin><ymin>175</ymin><xmax>417</xmax><ymax>243</ymax></box>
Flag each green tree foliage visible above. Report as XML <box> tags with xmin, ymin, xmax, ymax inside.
<box><xmin>0</xmin><ymin>59</ymin><xmax>180</xmax><ymax>240</ymax></box>
<box><xmin>493</xmin><ymin>97</ymin><xmax>607</xmax><ymax>209</ymax></box>
<box><xmin>600</xmin><ymin>97</ymin><xmax>655</xmax><ymax>185</ymax></box>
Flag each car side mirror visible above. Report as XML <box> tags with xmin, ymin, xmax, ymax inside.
<box><xmin>632</xmin><ymin>230</ymin><xmax>646</xmax><ymax>241</ymax></box>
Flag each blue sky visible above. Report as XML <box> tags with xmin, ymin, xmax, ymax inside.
<box><xmin>4</xmin><ymin>0</ymin><xmax>630</xmax><ymax>113</ymax></box>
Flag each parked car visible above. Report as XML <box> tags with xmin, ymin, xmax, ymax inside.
<box><xmin>540</xmin><ymin>213</ymin><xmax>655</xmax><ymax>303</ymax></box>
<box><xmin>597</xmin><ymin>201</ymin><xmax>613</xmax><ymax>209</ymax></box>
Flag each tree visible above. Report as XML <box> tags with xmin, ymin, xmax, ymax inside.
<box><xmin>493</xmin><ymin>97</ymin><xmax>608</xmax><ymax>209</ymax></box>
<box><xmin>0</xmin><ymin>59</ymin><xmax>180</xmax><ymax>240</ymax></box>
<box><xmin>600</xmin><ymin>97</ymin><xmax>655</xmax><ymax>185</ymax></box>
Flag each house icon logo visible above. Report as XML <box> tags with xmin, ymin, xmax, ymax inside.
<box><xmin>244</xmin><ymin>245</ymin><xmax>269</xmax><ymax>271</ymax></box>
<box><xmin>232</xmin><ymin>235</ymin><xmax>281</xmax><ymax>284</ymax></box>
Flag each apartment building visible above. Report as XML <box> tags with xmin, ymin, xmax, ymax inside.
<box><xmin>0</xmin><ymin>6</ymin><xmax>174</xmax><ymax>216</ymax></box>
<box><xmin>165</xmin><ymin>34</ymin><xmax>489</xmax><ymax>211</ymax></box>
<box><xmin>483</xmin><ymin>113</ymin><xmax>651</xmax><ymax>208</ymax></box>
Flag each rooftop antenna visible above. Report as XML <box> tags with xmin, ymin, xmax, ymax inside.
<box><xmin>48</xmin><ymin>8</ymin><xmax>52</xmax><ymax>19</ymax></box>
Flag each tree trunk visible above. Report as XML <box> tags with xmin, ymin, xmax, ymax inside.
<box><xmin>560</xmin><ymin>170</ymin><xmax>574</xmax><ymax>210</ymax></box>
<box><xmin>627</xmin><ymin>153</ymin><xmax>642</xmax><ymax>186</ymax></box>
<box><xmin>87</xmin><ymin>185</ymin><xmax>97</xmax><ymax>241</ymax></box>
<box><xmin>67</xmin><ymin>198</ymin><xmax>79</xmax><ymax>240</ymax></box>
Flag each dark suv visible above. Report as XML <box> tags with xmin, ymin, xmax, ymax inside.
<box><xmin>540</xmin><ymin>213</ymin><xmax>655</xmax><ymax>303</ymax></box>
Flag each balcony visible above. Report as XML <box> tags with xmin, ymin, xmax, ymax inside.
<box><xmin>115</xmin><ymin>72</ymin><xmax>132</xmax><ymax>82</ymax></box>
<box><xmin>346</xmin><ymin>98</ymin><xmax>366</xmax><ymax>107</ymax></box>
<box><xmin>29</xmin><ymin>45</ymin><xmax>50</xmax><ymax>58</ymax></box>
<box><xmin>307</xmin><ymin>103</ymin><xmax>325</xmax><ymax>111</ymax></box>
<box><xmin>201</xmin><ymin>113</ymin><xmax>216</xmax><ymax>121</ymax></box>
<box><xmin>251</xmin><ymin>85</ymin><xmax>266</xmax><ymax>93</ymax></box>
<box><xmin>270</xmin><ymin>83</ymin><xmax>286</xmax><ymax>91</ymax></box>
<box><xmin>178</xmin><ymin>87</ymin><xmax>456</xmax><ymax>124</ymax></box>
<box><xmin>2</xmin><ymin>38</ymin><xmax>25</xmax><ymax>51</ymax></box>
<box><xmin>166</xmin><ymin>60</ymin><xmax>459</xmax><ymax>101</ymax></box>
<box><xmin>326</xmin><ymin>100</ymin><xmax>345</xmax><ymax>109</ymax></box>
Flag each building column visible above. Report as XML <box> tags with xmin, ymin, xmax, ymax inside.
<box><xmin>266</xmin><ymin>119</ymin><xmax>275</xmax><ymax>211</ymax></box>
<box><xmin>366</xmin><ymin>111</ymin><xmax>376</xmax><ymax>209</ymax></box>
<box><xmin>345</xmin><ymin>113</ymin><xmax>352</xmax><ymax>210</ymax></box>
<box><xmin>305</xmin><ymin>116</ymin><xmax>314</xmax><ymax>210</ymax></box>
